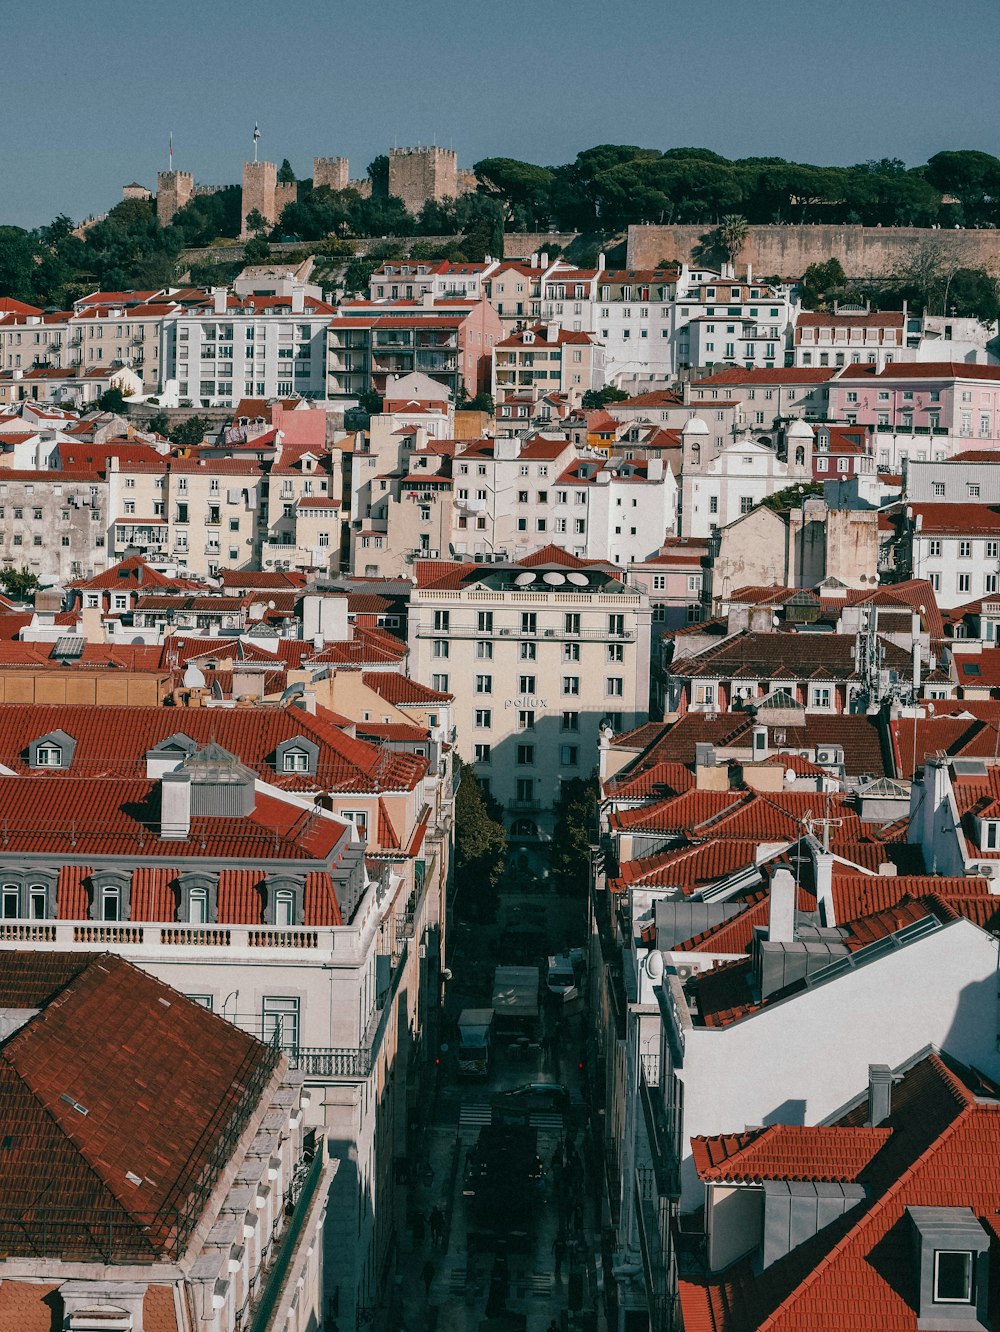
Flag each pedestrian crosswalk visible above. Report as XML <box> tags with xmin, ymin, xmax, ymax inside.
<box><xmin>459</xmin><ymin>1102</ymin><xmax>564</xmax><ymax>1132</ymax></box>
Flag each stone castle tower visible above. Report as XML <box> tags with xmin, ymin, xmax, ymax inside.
<box><xmin>313</xmin><ymin>157</ymin><xmax>349</xmax><ymax>193</ymax></box>
<box><xmin>241</xmin><ymin>161</ymin><xmax>277</xmax><ymax>236</ymax></box>
<box><xmin>388</xmin><ymin>146</ymin><xmax>458</xmax><ymax>214</ymax></box>
<box><xmin>156</xmin><ymin>170</ymin><xmax>193</xmax><ymax>225</ymax></box>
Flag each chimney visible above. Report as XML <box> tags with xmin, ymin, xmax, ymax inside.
<box><xmin>530</xmin><ymin>252</ymin><xmax>539</xmax><ymax>269</ymax></box>
<box><xmin>912</xmin><ymin>639</ymin><xmax>921</xmax><ymax>696</ymax></box>
<box><xmin>746</xmin><ymin>262</ymin><xmax>753</xmax><ymax>282</ymax></box>
<box><xmin>647</xmin><ymin>457</ymin><xmax>664</xmax><ymax>481</ymax></box>
<box><xmin>540</xmin><ymin>252</ymin><xmax>549</xmax><ymax>268</ymax></box>
<box><xmin>867</xmin><ymin>1064</ymin><xmax>893</xmax><ymax>1126</ymax></box>
<box><xmin>212</xmin><ymin>287</ymin><xmax>227</xmax><ymax>315</ymax></box>
<box><xmin>546</xmin><ymin>321</ymin><xmax>560</xmax><ymax>344</ymax></box>
<box><xmin>291</xmin><ymin>285</ymin><xmax>305</xmax><ymax>315</ymax></box>
<box><xmin>768</xmin><ymin>868</ymin><xmax>796</xmax><ymax>943</ymax></box>
<box><xmin>161</xmin><ymin>770</ymin><xmax>191</xmax><ymax>839</ymax></box>
<box><xmin>597</xmin><ymin>252</ymin><xmax>606</xmax><ymax>271</ymax></box>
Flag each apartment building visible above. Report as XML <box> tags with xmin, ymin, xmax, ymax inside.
<box><xmin>794</xmin><ymin>308</ymin><xmax>907</xmax><ymax>370</ymax></box>
<box><xmin>369</xmin><ymin>258</ymin><xmax>499</xmax><ymax>301</ymax></box>
<box><xmin>686</xmin><ymin>365</ymin><xmax>839</xmax><ymax>424</ymax></box>
<box><xmin>671</xmin><ymin>265</ymin><xmax>796</xmax><ymax>372</ymax></box>
<box><xmin>0</xmin><ymin>696</ymin><xmax>453</xmax><ymax>1327</ymax></box>
<box><xmin>408</xmin><ymin>549</ymin><xmax>650</xmax><ymax>849</ymax></box>
<box><xmin>829</xmin><ymin>361</ymin><xmax>1000</xmax><ymax>445</ymax></box>
<box><xmin>493</xmin><ymin>322</ymin><xmax>605</xmax><ymax>407</ymax></box>
<box><xmin>327</xmin><ymin>298</ymin><xmax>501</xmax><ymax>403</ymax></box>
<box><xmin>0</xmin><ymin>951</ymin><xmax>330</xmax><ymax>1332</ymax></box>
<box><xmin>901</xmin><ymin>503</ymin><xmax>1000</xmax><ymax>608</ymax></box>
<box><xmin>163</xmin><ymin>287</ymin><xmax>335</xmax><ymax>408</ymax></box>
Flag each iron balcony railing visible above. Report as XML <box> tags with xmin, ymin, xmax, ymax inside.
<box><xmin>246</xmin><ymin>1144</ymin><xmax>326</xmax><ymax>1332</ymax></box>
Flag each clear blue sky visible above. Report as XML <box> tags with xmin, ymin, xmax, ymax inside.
<box><xmin>5</xmin><ymin>0</ymin><xmax>999</xmax><ymax>228</ymax></box>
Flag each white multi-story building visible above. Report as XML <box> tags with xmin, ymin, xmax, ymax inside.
<box><xmin>904</xmin><ymin>502</ymin><xmax>1000</xmax><ymax>607</ymax></box>
<box><xmin>408</xmin><ymin>550</ymin><xmax>651</xmax><ymax>853</ymax></box>
<box><xmin>162</xmin><ymin>286</ymin><xmax>334</xmax><ymax>408</ymax></box>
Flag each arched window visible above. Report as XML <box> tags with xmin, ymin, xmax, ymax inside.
<box><xmin>690</xmin><ymin>442</ymin><xmax>701</xmax><ymax>464</ymax></box>
<box><xmin>274</xmin><ymin>890</ymin><xmax>295</xmax><ymax>927</ymax></box>
<box><xmin>101</xmin><ymin>885</ymin><xmax>121</xmax><ymax>922</ymax></box>
<box><xmin>795</xmin><ymin>446</ymin><xmax>806</xmax><ymax>466</ymax></box>
<box><xmin>188</xmin><ymin>886</ymin><xmax>208</xmax><ymax>924</ymax></box>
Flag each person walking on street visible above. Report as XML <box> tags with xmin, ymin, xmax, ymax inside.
<box><xmin>421</xmin><ymin>1257</ymin><xmax>435</xmax><ymax>1300</ymax></box>
<box><xmin>429</xmin><ymin>1204</ymin><xmax>445</xmax><ymax>1249</ymax></box>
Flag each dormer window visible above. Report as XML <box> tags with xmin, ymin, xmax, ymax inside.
<box><xmin>982</xmin><ymin>820</ymin><xmax>999</xmax><ymax>850</ymax></box>
<box><xmin>274</xmin><ymin>889</ymin><xmax>295</xmax><ymax>926</ymax></box>
<box><xmin>188</xmin><ymin>886</ymin><xmax>208</xmax><ymax>924</ymax></box>
<box><xmin>276</xmin><ymin>737</ymin><xmax>319</xmax><ymax>777</ymax></box>
<box><xmin>28</xmin><ymin>729</ymin><xmax>76</xmax><ymax>770</ymax></box>
<box><xmin>908</xmin><ymin>1206</ymin><xmax>989</xmax><ymax>1329</ymax></box>
<box><xmin>283</xmin><ymin>749</ymin><xmax>310</xmax><ymax>773</ymax></box>
<box><xmin>264</xmin><ymin>875</ymin><xmax>304</xmax><ymax>926</ymax></box>
<box><xmin>90</xmin><ymin>870</ymin><xmax>130</xmax><ymax>923</ymax></box>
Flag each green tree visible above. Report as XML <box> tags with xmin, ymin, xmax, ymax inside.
<box><xmin>168</xmin><ymin>415</ymin><xmax>211</xmax><ymax>446</ymax></box>
<box><xmin>277</xmin><ymin>158</ymin><xmax>296</xmax><ymax>185</ymax></box>
<box><xmin>96</xmin><ymin>386</ymin><xmax>128</xmax><ymax>413</ymax></box>
<box><xmin>473</xmin><ymin>157</ymin><xmax>555</xmax><ymax>229</ymax></box>
<box><xmin>799</xmin><ymin>257</ymin><xmax>850</xmax><ymax>309</ymax></box>
<box><xmin>581</xmin><ymin>386</ymin><xmax>630</xmax><ymax>409</ymax></box>
<box><xmin>946</xmin><ymin>268</ymin><xmax>1000</xmax><ymax>324</ymax></box>
<box><xmin>0</xmin><ymin>226</ymin><xmax>39</xmax><ymax>302</ymax></box>
<box><xmin>460</xmin><ymin>199</ymin><xmax>504</xmax><ymax>262</ymax></box>
<box><xmin>0</xmin><ymin>567</ymin><xmax>41</xmax><ymax>602</ymax></box>
<box><xmin>357</xmin><ymin>389</ymin><xmax>383</xmax><ymax>415</ymax></box>
<box><xmin>762</xmin><ymin>481</ymin><xmax>824</xmax><ymax>512</ymax></box>
<box><xmin>342</xmin><ymin>256</ymin><xmax>377</xmax><ymax>294</ymax></box>
<box><xmin>550</xmin><ymin>775</ymin><xmax>598</xmax><ymax>897</ymax></box>
<box><xmin>242</xmin><ymin>234</ymin><xmax>271</xmax><ymax>264</ymax></box>
<box><xmin>925</xmin><ymin>150</ymin><xmax>1000</xmax><ymax>225</ymax></box>
<box><xmin>454</xmin><ymin>757</ymin><xmax>507</xmax><ymax>920</ymax></box>
<box><xmin>244</xmin><ymin>208</ymin><xmax>268</xmax><ymax>236</ymax></box>
<box><xmin>367</xmin><ymin>155</ymin><xmax>390</xmax><ymax>198</ymax></box>
<box><xmin>146</xmin><ymin>412</ymin><xmax>170</xmax><ymax>436</ymax></box>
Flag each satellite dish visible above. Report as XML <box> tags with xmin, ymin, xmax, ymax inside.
<box><xmin>644</xmin><ymin>951</ymin><xmax>664</xmax><ymax>981</ymax></box>
<box><xmin>182</xmin><ymin>664</ymin><xmax>206</xmax><ymax>689</ymax></box>
<box><xmin>514</xmin><ymin>571</ymin><xmax>536</xmax><ymax>586</ymax></box>
<box><xmin>543</xmin><ymin>571</ymin><xmax>566</xmax><ymax>586</ymax></box>
<box><xmin>567</xmin><ymin>572</ymin><xmax>589</xmax><ymax>587</ymax></box>
<box><xmin>785</xmin><ymin>767</ymin><xmax>797</xmax><ymax>784</ymax></box>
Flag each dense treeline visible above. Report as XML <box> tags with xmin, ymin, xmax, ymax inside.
<box><xmin>2</xmin><ymin>145</ymin><xmax>999</xmax><ymax>307</ymax></box>
<box><xmin>472</xmin><ymin>145</ymin><xmax>1000</xmax><ymax>231</ymax></box>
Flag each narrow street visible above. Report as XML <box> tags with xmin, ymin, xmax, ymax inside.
<box><xmin>385</xmin><ymin>892</ymin><xmax>604</xmax><ymax>1332</ymax></box>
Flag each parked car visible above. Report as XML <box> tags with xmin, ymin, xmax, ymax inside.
<box><xmin>492</xmin><ymin>1081</ymin><xmax>571</xmax><ymax>1117</ymax></box>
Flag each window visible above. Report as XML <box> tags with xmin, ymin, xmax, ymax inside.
<box><xmin>607</xmin><ymin>643</ymin><xmax>624</xmax><ymax>662</ymax></box>
<box><xmin>606</xmin><ymin>677</ymin><xmax>624</xmax><ymax>696</ymax></box>
<box><xmin>518</xmin><ymin>710</ymin><xmax>535</xmax><ymax>730</ymax></box>
<box><xmin>810</xmin><ymin>686</ymin><xmax>832</xmax><ymax>709</ymax></box>
<box><xmin>740</xmin><ymin>496</ymin><xmax>754</xmax><ymax>515</ymax></box>
<box><xmin>958</xmin><ymin>573</ymin><xmax>971</xmax><ymax>593</ymax></box>
<box><xmin>959</xmin><ymin>541</ymin><xmax>972</xmax><ymax>558</ymax></box>
<box><xmin>35</xmin><ymin>744</ymin><xmax>62</xmax><ymax>767</ymax></box>
<box><xmin>474</xmin><ymin>743</ymin><xmax>492</xmax><ymax>763</ymax></box>
<box><xmin>477</xmin><ymin>611</ymin><xmax>493</xmax><ymax>633</ymax></box>
<box><xmin>515</xmin><ymin>777</ymin><xmax>534</xmax><ymax>803</ymax></box>
<box><xmin>516</xmin><ymin>743</ymin><xmax>534</xmax><ymax>765</ymax></box>
<box><xmin>933</xmin><ymin>1250</ymin><xmax>973</xmax><ymax>1305</ymax></box>
<box><xmin>475</xmin><ymin>674</ymin><xmax>492</xmax><ymax>694</ymax></box>
<box><xmin>928</xmin><ymin>539</ymin><xmax>942</xmax><ymax>557</ymax></box>
<box><xmin>282</xmin><ymin>749</ymin><xmax>310</xmax><ymax>773</ymax></box>
<box><xmin>564</xmin><ymin>642</ymin><xmax>581</xmax><ymax>662</ymax></box>
<box><xmin>262</xmin><ymin>997</ymin><xmax>299</xmax><ymax>1053</ymax></box>
<box><xmin>562</xmin><ymin>711</ymin><xmax>579</xmax><ymax>731</ymax></box>
<box><xmin>518</xmin><ymin>675</ymin><xmax>536</xmax><ymax>694</ymax></box>
<box><xmin>431</xmin><ymin>673</ymin><xmax>449</xmax><ymax>692</ymax></box>
<box><xmin>969</xmin><ymin>484</ymin><xmax>981</xmax><ymax>498</ymax></box>
<box><xmin>709</xmin><ymin>495</ymin><xmax>719</xmax><ymax>515</ymax></box>
<box><xmin>520</xmin><ymin>641</ymin><xmax>536</xmax><ymax>660</ymax></box>
<box><xmin>930</xmin><ymin>573</ymin><xmax>941</xmax><ymax>591</ymax></box>
<box><xmin>565</xmin><ymin>612</ymin><xmax>581</xmax><ymax>634</ymax></box>
<box><xmin>433</xmin><ymin>609</ymin><xmax>450</xmax><ymax>631</ymax></box>
<box><xmin>474</xmin><ymin>708</ymin><xmax>492</xmax><ymax>728</ymax></box>
<box><xmin>520</xmin><ymin>612</ymin><xmax>536</xmax><ymax>634</ymax></box>
<box><xmin>476</xmin><ymin>640</ymin><xmax>493</xmax><ymax>660</ymax></box>
<box><xmin>987</xmin><ymin>541</ymin><xmax>998</xmax><ymax>559</ymax></box>
<box><xmin>432</xmin><ymin>639</ymin><xmax>449</xmax><ymax>659</ymax></box>
<box><xmin>563</xmin><ymin>676</ymin><xmax>580</xmax><ymax>695</ymax></box>
<box><xmin>933</xmin><ymin>482</ymin><xmax>946</xmax><ymax>497</ymax></box>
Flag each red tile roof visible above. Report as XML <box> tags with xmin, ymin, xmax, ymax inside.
<box><xmin>0</xmin><ymin>952</ymin><xmax>278</xmax><ymax>1263</ymax></box>
<box><xmin>679</xmin><ymin>1052</ymin><xmax>1000</xmax><ymax>1332</ymax></box>
<box><xmin>674</xmin><ymin>885</ymin><xmax>818</xmax><ymax>955</ymax></box>
<box><xmin>362</xmin><ymin>671</ymin><xmax>452</xmax><ymax>704</ymax></box>
<box><xmin>910</xmin><ymin>502</ymin><xmax>1000</xmax><ymax>535</ymax></box>
<box><xmin>692</xmin><ymin>367</ymin><xmax>839</xmax><ymax>387</ymax></box>
<box><xmin>692</xmin><ymin>1124</ymin><xmax>891</xmax><ymax>1183</ymax></box>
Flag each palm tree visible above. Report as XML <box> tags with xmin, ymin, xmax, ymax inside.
<box><xmin>717</xmin><ymin>214</ymin><xmax>749</xmax><ymax>266</ymax></box>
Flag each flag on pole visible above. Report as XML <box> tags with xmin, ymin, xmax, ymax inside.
<box><xmin>253</xmin><ymin>123</ymin><xmax>260</xmax><ymax>144</ymax></box>
<box><xmin>169</xmin><ymin>131</ymin><xmax>173</xmax><ymax>169</ymax></box>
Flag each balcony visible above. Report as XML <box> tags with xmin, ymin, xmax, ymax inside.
<box><xmin>507</xmin><ymin>798</ymin><xmax>542</xmax><ymax>812</ymax></box>
<box><xmin>246</xmin><ymin>1140</ymin><xmax>327</xmax><ymax>1332</ymax></box>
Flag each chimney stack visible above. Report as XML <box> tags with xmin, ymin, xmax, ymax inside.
<box><xmin>291</xmin><ymin>285</ymin><xmax>305</xmax><ymax>315</ymax></box>
<box><xmin>212</xmin><ymin>287</ymin><xmax>227</xmax><ymax>315</ymax></box>
<box><xmin>867</xmin><ymin>1064</ymin><xmax>893</xmax><ymax>1126</ymax></box>
<box><xmin>768</xmin><ymin>867</ymin><xmax>796</xmax><ymax>943</ymax></box>
<box><xmin>546</xmin><ymin>321</ymin><xmax>560</xmax><ymax>344</ymax></box>
<box><xmin>161</xmin><ymin>770</ymin><xmax>192</xmax><ymax>840</ymax></box>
